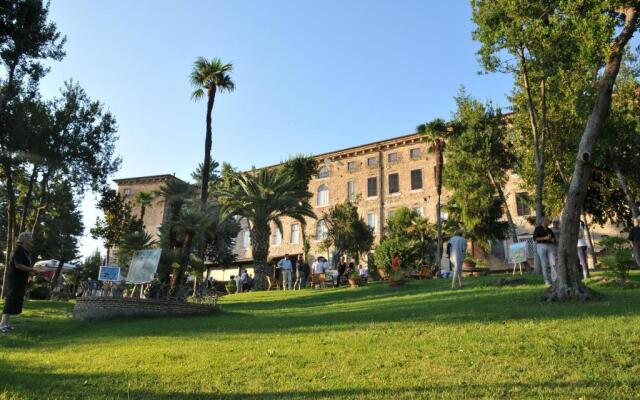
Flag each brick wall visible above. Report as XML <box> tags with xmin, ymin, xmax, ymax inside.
<box><xmin>73</xmin><ymin>297</ymin><xmax>217</xmax><ymax>321</ymax></box>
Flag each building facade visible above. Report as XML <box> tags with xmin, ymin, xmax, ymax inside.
<box><xmin>114</xmin><ymin>174</ymin><xmax>185</xmax><ymax>242</ymax></box>
<box><xmin>114</xmin><ymin>134</ymin><xmax>620</xmax><ymax>280</ymax></box>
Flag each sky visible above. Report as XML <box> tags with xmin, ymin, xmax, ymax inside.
<box><xmin>38</xmin><ymin>0</ymin><xmax>515</xmax><ymax>258</ymax></box>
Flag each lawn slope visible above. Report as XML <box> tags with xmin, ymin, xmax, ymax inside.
<box><xmin>1</xmin><ymin>274</ymin><xmax>639</xmax><ymax>399</ymax></box>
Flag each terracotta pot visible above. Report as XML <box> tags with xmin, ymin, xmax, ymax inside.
<box><xmin>388</xmin><ymin>279</ymin><xmax>405</xmax><ymax>288</ymax></box>
<box><xmin>348</xmin><ymin>278</ymin><xmax>359</xmax><ymax>288</ymax></box>
<box><xmin>463</xmin><ymin>260</ymin><xmax>476</xmax><ymax>269</ymax></box>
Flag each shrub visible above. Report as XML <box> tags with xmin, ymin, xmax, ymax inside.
<box><xmin>599</xmin><ymin>236</ymin><xmax>635</xmax><ymax>281</ymax></box>
<box><xmin>373</xmin><ymin>235</ymin><xmax>421</xmax><ymax>272</ymax></box>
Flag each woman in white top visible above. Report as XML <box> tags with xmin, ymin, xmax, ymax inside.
<box><xmin>577</xmin><ymin>221</ymin><xmax>589</xmax><ymax>279</ymax></box>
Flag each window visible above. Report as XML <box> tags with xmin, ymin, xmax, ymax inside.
<box><xmin>410</xmin><ymin>169</ymin><xmax>423</xmax><ymax>190</ymax></box>
<box><xmin>388</xmin><ymin>209</ymin><xmax>395</xmax><ymax>218</ymax></box>
<box><xmin>388</xmin><ymin>152</ymin><xmax>399</xmax><ymax>163</ymax></box>
<box><xmin>516</xmin><ymin>192</ymin><xmax>531</xmax><ymax>216</ymax></box>
<box><xmin>316</xmin><ymin>220</ymin><xmax>328</xmax><ymax>241</ymax></box>
<box><xmin>123</xmin><ymin>188</ymin><xmax>132</xmax><ymax>196</ymax></box>
<box><xmin>367</xmin><ymin>213</ymin><xmax>377</xmax><ymax>232</ymax></box>
<box><xmin>367</xmin><ymin>177</ymin><xmax>377</xmax><ymax>197</ymax></box>
<box><xmin>273</xmin><ymin>226</ymin><xmax>282</xmax><ymax>246</ymax></box>
<box><xmin>388</xmin><ymin>173</ymin><xmax>400</xmax><ymax>194</ymax></box>
<box><xmin>413</xmin><ymin>207</ymin><xmax>424</xmax><ymax>217</ymax></box>
<box><xmin>347</xmin><ymin>161</ymin><xmax>357</xmax><ymax>172</ymax></box>
<box><xmin>347</xmin><ymin>181</ymin><xmax>356</xmax><ymax>202</ymax></box>
<box><xmin>318</xmin><ymin>166</ymin><xmax>329</xmax><ymax>179</ymax></box>
<box><xmin>317</xmin><ymin>184</ymin><xmax>329</xmax><ymax>206</ymax></box>
<box><xmin>242</xmin><ymin>230</ymin><xmax>251</xmax><ymax>248</ymax></box>
<box><xmin>410</xmin><ymin>148</ymin><xmax>422</xmax><ymax>159</ymax></box>
<box><xmin>290</xmin><ymin>223</ymin><xmax>300</xmax><ymax>244</ymax></box>
<box><xmin>367</xmin><ymin>157</ymin><xmax>378</xmax><ymax>167</ymax></box>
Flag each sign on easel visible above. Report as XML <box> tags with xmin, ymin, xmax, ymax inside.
<box><xmin>126</xmin><ymin>249</ymin><xmax>162</xmax><ymax>284</ymax></box>
<box><xmin>508</xmin><ymin>242</ymin><xmax>528</xmax><ymax>276</ymax></box>
<box><xmin>98</xmin><ymin>265</ymin><xmax>121</xmax><ymax>282</ymax></box>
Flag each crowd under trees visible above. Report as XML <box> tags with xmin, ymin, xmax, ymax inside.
<box><xmin>1</xmin><ymin>1</ymin><xmax>639</xmax><ymax>302</ymax></box>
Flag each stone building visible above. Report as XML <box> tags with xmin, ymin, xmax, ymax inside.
<box><xmin>114</xmin><ymin>174</ymin><xmax>186</xmax><ymax>242</ymax></box>
<box><xmin>114</xmin><ymin>133</ymin><xmax>620</xmax><ymax>281</ymax></box>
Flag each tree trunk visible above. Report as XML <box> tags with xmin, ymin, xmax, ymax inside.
<box><xmin>18</xmin><ymin>164</ymin><xmax>39</xmax><ymax>233</ymax></box>
<box><xmin>31</xmin><ymin>169</ymin><xmax>51</xmax><ymax>236</ymax></box>
<box><xmin>140</xmin><ymin>204</ymin><xmax>146</xmax><ymax>224</ymax></box>
<box><xmin>488</xmin><ymin>171</ymin><xmax>519</xmax><ymax>243</ymax></box>
<box><xmin>200</xmin><ymin>87</ymin><xmax>217</xmax><ymax>210</ymax></box>
<box><xmin>1</xmin><ymin>160</ymin><xmax>17</xmax><ymax>299</ymax></box>
<box><xmin>434</xmin><ymin>146</ymin><xmax>444</xmax><ymax>268</ymax></box>
<box><xmin>251</xmin><ymin>224</ymin><xmax>271</xmax><ymax>290</ymax></box>
<box><xmin>611</xmin><ymin>156</ymin><xmax>639</xmax><ymax>220</ymax></box>
<box><xmin>547</xmin><ymin>5</ymin><xmax>638</xmax><ymax>302</ymax></box>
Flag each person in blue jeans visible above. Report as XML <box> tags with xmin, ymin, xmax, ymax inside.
<box><xmin>278</xmin><ymin>254</ymin><xmax>293</xmax><ymax>290</ymax></box>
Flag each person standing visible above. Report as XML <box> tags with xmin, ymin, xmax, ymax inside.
<box><xmin>577</xmin><ymin>221</ymin><xmax>590</xmax><ymax>279</ymax></box>
<box><xmin>235</xmin><ymin>272</ymin><xmax>243</xmax><ymax>294</ymax></box>
<box><xmin>294</xmin><ymin>255</ymin><xmax>309</xmax><ymax>290</ymax></box>
<box><xmin>278</xmin><ymin>254</ymin><xmax>293</xmax><ymax>290</ymax></box>
<box><xmin>1</xmin><ymin>232</ymin><xmax>39</xmax><ymax>333</ymax></box>
<box><xmin>336</xmin><ymin>257</ymin><xmax>347</xmax><ymax>287</ymax></box>
<box><xmin>628</xmin><ymin>216</ymin><xmax>640</xmax><ymax>267</ymax></box>
<box><xmin>449</xmin><ymin>230</ymin><xmax>467</xmax><ymax>289</ymax></box>
<box><xmin>534</xmin><ymin>217</ymin><xmax>557</xmax><ymax>285</ymax></box>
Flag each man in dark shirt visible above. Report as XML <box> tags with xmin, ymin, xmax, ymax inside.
<box><xmin>628</xmin><ymin>216</ymin><xmax>640</xmax><ymax>267</ymax></box>
<box><xmin>533</xmin><ymin>217</ymin><xmax>557</xmax><ymax>286</ymax></box>
<box><xmin>1</xmin><ymin>232</ymin><xmax>39</xmax><ymax>332</ymax></box>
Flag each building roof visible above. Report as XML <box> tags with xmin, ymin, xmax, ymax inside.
<box><xmin>113</xmin><ymin>174</ymin><xmax>185</xmax><ymax>185</ymax></box>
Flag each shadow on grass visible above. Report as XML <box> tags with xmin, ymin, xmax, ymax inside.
<box><xmin>0</xmin><ymin>356</ymin><xmax>638</xmax><ymax>400</ymax></box>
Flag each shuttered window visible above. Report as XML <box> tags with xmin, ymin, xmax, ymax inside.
<box><xmin>411</xmin><ymin>169</ymin><xmax>423</xmax><ymax>190</ymax></box>
<box><xmin>388</xmin><ymin>173</ymin><xmax>399</xmax><ymax>194</ymax></box>
<box><xmin>367</xmin><ymin>177</ymin><xmax>377</xmax><ymax>197</ymax></box>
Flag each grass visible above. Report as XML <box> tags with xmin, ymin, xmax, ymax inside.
<box><xmin>1</xmin><ymin>273</ymin><xmax>640</xmax><ymax>399</ymax></box>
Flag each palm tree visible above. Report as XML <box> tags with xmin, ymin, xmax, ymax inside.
<box><xmin>417</xmin><ymin>118</ymin><xmax>450</xmax><ymax>268</ymax></box>
<box><xmin>406</xmin><ymin>216</ymin><xmax>436</xmax><ymax>265</ymax></box>
<box><xmin>218</xmin><ymin>168</ymin><xmax>316</xmax><ymax>289</ymax></box>
<box><xmin>134</xmin><ymin>191</ymin><xmax>155</xmax><ymax>224</ymax></box>
<box><xmin>171</xmin><ymin>207</ymin><xmax>214</xmax><ymax>289</ymax></box>
<box><xmin>156</xmin><ymin>179</ymin><xmax>193</xmax><ymax>250</ymax></box>
<box><xmin>190</xmin><ymin>57</ymin><xmax>235</xmax><ymax>210</ymax></box>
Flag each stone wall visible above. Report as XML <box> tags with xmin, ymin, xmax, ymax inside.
<box><xmin>73</xmin><ymin>297</ymin><xmax>217</xmax><ymax>321</ymax></box>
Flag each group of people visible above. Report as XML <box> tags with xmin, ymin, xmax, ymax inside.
<box><xmin>533</xmin><ymin>216</ymin><xmax>593</xmax><ymax>286</ymax></box>
<box><xmin>231</xmin><ymin>269</ymin><xmax>253</xmax><ymax>293</ymax></box>
<box><xmin>273</xmin><ymin>254</ymin><xmax>368</xmax><ymax>291</ymax></box>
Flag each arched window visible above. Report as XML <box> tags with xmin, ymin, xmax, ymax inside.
<box><xmin>318</xmin><ymin>166</ymin><xmax>329</xmax><ymax>179</ymax></box>
<box><xmin>317</xmin><ymin>184</ymin><xmax>329</xmax><ymax>206</ymax></box>
<box><xmin>316</xmin><ymin>220</ymin><xmax>328</xmax><ymax>241</ymax></box>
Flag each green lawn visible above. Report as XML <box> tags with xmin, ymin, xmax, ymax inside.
<box><xmin>1</xmin><ymin>273</ymin><xmax>640</xmax><ymax>399</ymax></box>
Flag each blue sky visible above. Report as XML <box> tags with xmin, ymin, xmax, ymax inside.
<box><xmin>39</xmin><ymin>0</ymin><xmax>515</xmax><ymax>258</ymax></box>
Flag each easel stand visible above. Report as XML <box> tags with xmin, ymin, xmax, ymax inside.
<box><xmin>512</xmin><ymin>262</ymin><xmax>525</xmax><ymax>276</ymax></box>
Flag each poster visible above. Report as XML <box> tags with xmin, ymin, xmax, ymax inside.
<box><xmin>508</xmin><ymin>242</ymin><xmax>528</xmax><ymax>264</ymax></box>
<box><xmin>98</xmin><ymin>265</ymin><xmax>121</xmax><ymax>282</ymax></box>
<box><xmin>126</xmin><ymin>249</ymin><xmax>162</xmax><ymax>283</ymax></box>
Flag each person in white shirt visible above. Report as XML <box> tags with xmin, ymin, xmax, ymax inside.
<box><xmin>314</xmin><ymin>256</ymin><xmax>326</xmax><ymax>274</ymax></box>
<box><xmin>577</xmin><ymin>221</ymin><xmax>589</xmax><ymax>279</ymax></box>
<box><xmin>278</xmin><ymin>254</ymin><xmax>293</xmax><ymax>290</ymax></box>
<box><xmin>449</xmin><ymin>229</ymin><xmax>467</xmax><ymax>289</ymax></box>
<box><xmin>358</xmin><ymin>265</ymin><xmax>368</xmax><ymax>281</ymax></box>
<box><xmin>234</xmin><ymin>274</ymin><xmax>243</xmax><ymax>294</ymax></box>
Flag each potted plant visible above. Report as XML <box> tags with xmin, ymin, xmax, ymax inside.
<box><xmin>348</xmin><ymin>270</ymin><xmax>360</xmax><ymax>288</ymax></box>
<box><xmin>463</xmin><ymin>253</ymin><xmax>477</xmax><ymax>269</ymax></box>
<box><xmin>388</xmin><ymin>269</ymin><xmax>406</xmax><ymax>287</ymax></box>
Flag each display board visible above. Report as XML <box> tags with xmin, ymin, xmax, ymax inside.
<box><xmin>98</xmin><ymin>265</ymin><xmax>121</xmax><ymax>282</ymax></box>
<box><xmin>508</xmin><ymin>242</ymin><xmax>528</xmax><ymax>264</ymax></box>
<box><xmin>126</xmin><ymin>249</ymin><xmax>162</xmax><ymax>284</ymax></box>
